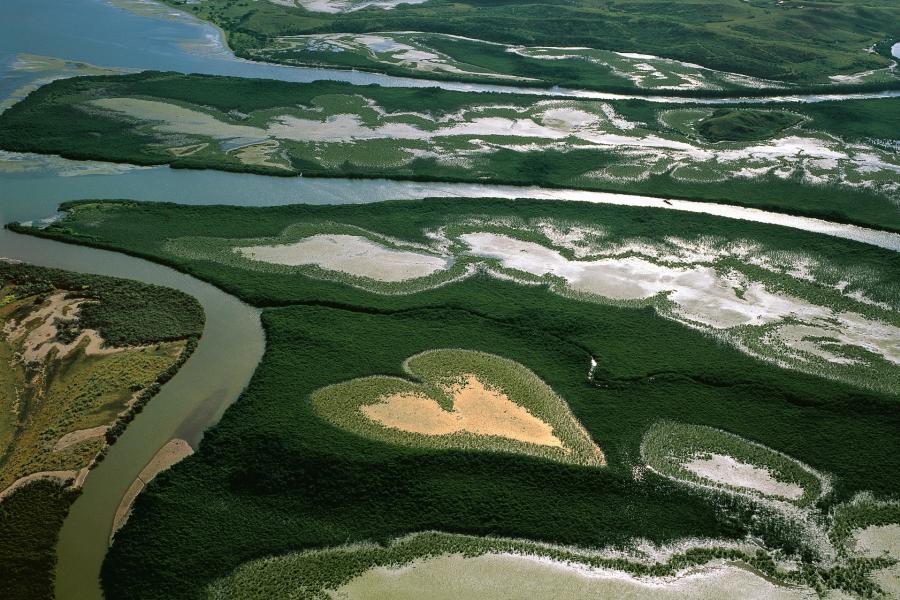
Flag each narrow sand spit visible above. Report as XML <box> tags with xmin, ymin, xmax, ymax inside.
<box><xmin>682</xmin><ymin>454</ymin><xmax>804</xmax><ymax>501</ymax></box>
<box><xmin>852</xmin><ymin>524</ymin><xmax>900</xmax><ymax>597</ymax></box>
<box><xmin>236</xmin><ymin>234</ymin><xmax>449</xmax><ymax>282</ymax></box>
<box><xmin>327</xmin><ymin>553</ymin><xmax>817</xmax><ymax>599</ymax></box>
<box><xmin>0</xmin><ymin>469</ymin><xmax>84</xmax><ymax>500</ymax></box>
<box><xmin>111</xmin><ymin>439</ymin><xmax>193</xmax><ymax>537</ymax></box>
<box><xmin>362</xmin><ymin>375</ymin><xmax>565</xmax><ymax>448</ymax></box>
<box><xmin>53</xmin><ymin>426</ymin><xmax>109</xmax><ymax>452</ymax></box>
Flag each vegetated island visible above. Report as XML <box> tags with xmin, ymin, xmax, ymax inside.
<box><xmin>9</xmin><ymin>198</ymin><xmax>899</xmax><ymax>599</ymax></box>
<box><xmin>0</xmin><ymin>260</ymin><xmax>203</xmax><ymax>600</ymax></box>
<box><xmin>159</xmin><ymin>0</ymin><xmax>900</xmax><ymax>95</ymax></box>
<box><xmin>0</xmin><ymin>72</ymin><xmax>898</xmax><ymax>230</ymax></box>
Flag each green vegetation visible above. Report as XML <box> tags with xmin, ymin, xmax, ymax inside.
<box><xmin>831</xmin><ymin>493</ymin><xmax>900</xmax><ymax>550</ymax></box>
<box><xmin>16</xmin><ymin>199</ymin><xmax>900</xmax><ymax>394</ymax></box>
<box><xmin>1</xmin><ymin>72</ymin><xmax>898</xmax><ymax>229</ymax></box>
<box><xmin>96</xmin><ymin>281</ymin><xmax>900</xmax><ymax>599</ymax></box>
<box><xmin>17</xmin><ymin>199</ymin><xmax>899</xmax><ymax>309</ymax></box>
<box><xmin>0</xmin><ymin>261</ymin><xmax>204</xmax><ymax>600</ymax></box>
<box><xmin>0</xmin><ymin>480</ymin><xmax>79</xmax><ymax>600</ymax></box>
<box><xmin>696</xmin><ymin>109</ymin><xmax>803</xmax><ymax>142</ymax></box>
<box><xmin>0</xmin><ymin>260</ymin><xmax>203</xmax><ymax>346</ymax></box>
<box><xmin>641</xmin><ymin>421</ymin><xmax>824</xmax><ymax>506</ymax></box>
<box><xmin>10</xmin><ymin>200</ymin><xmax>897</xmax><ymax>599</ymax></box>
<box><xmin>205</xmin><ymin>531</ymin><xmax>799</xmax><ymax>599</ymax></box>
<box><xmin>161</xmin><ymin>0</ymin><xmax>900</xmax><ymax>91</ymax></box>
<box><xmin>165</xmin><ymin>221</ymin><xmax>467</xmax><ymax>294</ymax></box>
<box><xmin>312</xmin><ymin>349</ymin><xmax>606</xmax><ymax>466</ymax></box>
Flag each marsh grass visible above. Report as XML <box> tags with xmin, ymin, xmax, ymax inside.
<box><xmin>312</xmin><ymin>349</ymin><xmax>605</xmax><ymax>466</ymax></box>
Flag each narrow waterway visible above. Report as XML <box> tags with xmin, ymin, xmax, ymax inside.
<box><xmin>0</xmin><ymin>217</ymin><xmax>264</xmax><ymax>600</ymax></box>
<box><xmin>4</xmin><ymin>158</ymin><xmax>898</xmax><ymax>252</ymax></box>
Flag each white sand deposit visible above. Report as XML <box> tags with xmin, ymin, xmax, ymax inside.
<box><xmin>236</xmin><ymin>234</ymin><xmax>449</xmax><ymax>282</ymax></box>
<box><xmin>90</xmin><ymin>98</ymin><xmax>266</xmax><ymax>141</ymax></box>
<box><xmin>53</xmin><ymin>426</ymin><xmax>109</xmax><ymax>452</ymax></box>
<box><xmin>851</xmin><ymin>524</ymin><xmax>900</xmax><ymax>598</ymax></box>
<box><xmin>270</xmin><ymin>0</ymin><xmax>429</xmax><ymax>13</ymax></box>
<box><xmin>112</xmin><ymin>439</ymin><xmax>193</xmax><ymax>536</ymax></box>
<box><xmin>683</xmin><ymin>454</ymin><xmax>804</xmax><ymax>500</ymax></box>
<box><xmin>88</xmin><ymin>97</ymin><xmax>899</xmax><ymax>187</ymax></box>
<box><xmin>3</xmin><ymin>293</ymin><xmax>126</xmax><ymax>362</ymax></box>
<box><xmin>361</xmin><ymin>374</ymin><xmax>564</xmax><ymax>448</ymax></box>
<box><xmin>459</xmin><ymin>232</ymin><xmax>823</xmax><ymax>328</ymax></box>
<box><xmin>327</xmin><ymin>553</ymin><xmax>817</xmax><ymax>599</ymax></box>
<box><xmin>459</xmin><ymin>232</ymin><xmax>900</xmax><ymax>369</ymax></box>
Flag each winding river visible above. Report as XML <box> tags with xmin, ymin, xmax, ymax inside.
<box><xmin>0</xmin><ymin>2</ymin><xmax>898</xmax><ymax>599</ymax></box>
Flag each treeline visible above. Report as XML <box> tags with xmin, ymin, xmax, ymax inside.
<box><xmin>0</xmin><ymin>260</ymin><xmax>203</xmax><ymax>346</ymax></box>
<box><xmin>0</xmin><ymin>480</ymin><xmax>80</xmax><ymax>600</ymax></box>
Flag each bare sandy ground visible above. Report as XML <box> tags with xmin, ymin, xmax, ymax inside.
<box><xmin>168</xmin><ymin>142</ymin><xmax>209</xmax><ymax>157</ymax></box>
<box><xmin>87</xmin><ymin>96</ymin><xmax>900</xmax><ymax>182</ymax></box>
<box><xmin>230</xmin><ymin>140</ymin><xmax>290</xmax><ymax>170</ymax></box>
<box><xmin>852</xmin><ymin>524</ymin><xmax>900</xmax><ymax>597</ymax></box>
<box><xmin>0</xmin><ymin>468</ymin><xmax>86</xmax><ymax>500</ymax></box>
<box><xmin>327</xmin><ymin>553</ymin><xmax>818</xmax><ymax>599</ymax></box>
<box><xmin>4</xmin><ymin>292</ymin><xmax>130</xmax><ymax>362</ymax></box>
<box><xmin>682</xmin><ymin>453</ymin><xmax>804</xmax><ymax>500</ymax></box>
<box><xmin>361</xmin><ymin>375</ymin><xmax>565</xmax><ymax>448</ymax></box>
<box><xmin>112</xmin><ymin>439</ymin><xmax>193</xmax><ymax>537</ymax></box>
<box><xmin>52</xmin><ymin>426</ymin><xmax>109</xmax><ymax>453</ymax></box>
<box><xmin>460</xmin><ymin>232</ymin><xmax>900</xmax><ymax>369</ymax></box>
<box><xmin>237</xmin><ymin>234</ymin><xmax>449</xmax><ymax>282</ymax></box>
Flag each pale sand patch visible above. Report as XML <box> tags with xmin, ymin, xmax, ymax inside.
<box><xmin>111</xmin><ymin>439</ymin><xmax>193</xmax><ymax>537</ymax></box>
<box><xmin>852</xmin><ymin>524</ymin><xmax>900</xmax><ymax>598</ymax></box>
<box><xmin>269</xmin><ymin>0</ymin><xmax>430</xmax><ymax>14</ymax></box>
<box><xmin>682</xmin><ymin>453</ymin><xmax>804</xmax><ymax>500</ymax></box>
<box><xmin>460</xmin><ymin>232</ymin><xmax>900</xmax><ymax>366</ymax></box>
<box><xmin>361</xmin><ymin>374</ymin><xmax>564</xmax><ymax>448</ymax></box>
<box><xmin>236</xmin><ymin>234</ymin><xmax>449</xmax><ymax>282</ymax></box>
<box><xmin>53</xmin><ymin>426</ymin><xmax>109</xmax><ymax>452</ymax></box>
<box><xmin>327</xmin><ymin>553</ymin><xmax>817</xmax><ymax>600</ymax></box>
<box><xmin>461</xmin><ymin>232</ymin><xmax>824</xmax><ymax>327</ymax></box>
<box><xmin>539</xmin><ymin>107</ymin><xmax>601</xmax><ymax>131</ymax></box>
<box><xmin>90</xmin><ymin>98</ymin><xmax>267</xmax><ymax>140</ymax></box>
<box><xmin>230</xmin><ymin>140</ymin><xmax>291</xmax><ymax>170</ymax></box>
<box><xmin>4</xmin><ymin>292</ymin><xmax>129</xmax><ymax>362</ymax></box>
<box><xmin>168</xmin><ymin>142</ymin><xmax>209</xmax><ymax>157</ymax></box>
<box><xmin>0</xmin><ymin>469</ymin><xmax>82</xmax><ymax>500</ymax></box>
<box><xmin>88</xmin><ymin>97</ymin><xmax>898</xmax><ymax>180</ymax></box>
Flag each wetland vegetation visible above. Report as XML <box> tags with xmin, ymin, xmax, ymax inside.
<box><xmin>161</xmin><ymin>0</ymin><xmax>900</xmax><ymax>93</ymax></box>
<box><xmin>3</xmin><ymin>1</ymin><xmax>899</xmax><ymax>598</ymax></box>
<box><xmin>0</xmin><ymin>261</ymin><xmax>203</xmax><ymax>600</ymax></box>
<box><xmin>9</xmin><ymin>198</ymin><xmax>898</xmax><ymax>598</ymax></box>
<box><xmin>1</xmin><ymin>72</ymin><xmax>898</xmax><ymax>229</ymax></box>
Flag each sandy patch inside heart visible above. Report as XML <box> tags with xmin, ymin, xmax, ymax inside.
<box><xmin>361</xmin><ymin>374</ymin><xmax>564</xmax><ymax>449</ymax></box>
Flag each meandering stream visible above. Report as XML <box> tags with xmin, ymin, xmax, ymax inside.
<box><xmin>0</xmin><ymin>2</ymin><xmax>898</xmax><ymax>599</ymax></box>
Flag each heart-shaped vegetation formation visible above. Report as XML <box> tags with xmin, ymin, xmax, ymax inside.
<box><xmin>312</xmin><ymin>349</ymin><xmax>605</xmax><ymax>467</ymax></box>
